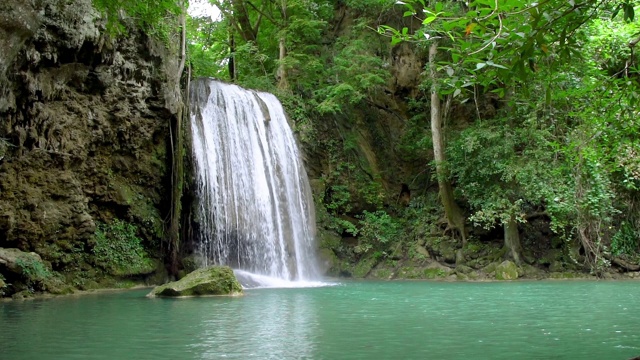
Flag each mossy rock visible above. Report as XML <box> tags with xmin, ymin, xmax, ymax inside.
<box><xmin>432</xmin><ymin>239</ymin><xmax>457</xmax><ymax>263</ymax></box>
<box><xmin>549</xmin><ymin>271</ymin><xmax>582</xmax><ymax>279</ymax></box>
<box><xmin>318</xmin><ymin>247</ymin><xmax>339</xmax><ymax>275</ymax></box>
<box><xmin>423</xmin><ymin>268</ymin><xmax>448</xmax><ymax>279</ymax></box>
<box><xmin>369</xmin><ymin>267</ymin><xmax>393</xmax><ymax>279</ymax></box>
<box><xmin>519</xmin><ymin>264</ymin><xmax>545</xmax><ymax>279</ymax></box>
<box><xmin>352</xmin><ymin>256</ymin><xmax>376</xmax><ymax>278</ymax></box>
<box><xmin>455</xmin><ymin>265</ymin><xmax>474</xmax><ymax>275</ymax></box>
<box><xmin>548</xmin><ymin>261</ymin><xmax>565</xmax><ymax>272</ymax></box>
<box><xmin>466</xmin><ymin>271</ymin><xmax>480</xmax><ymax>280</ymax></box>
<box><xmin>495</xmin><ymin>260</ymin><xmax>519</xmax><ymax>280</ymax></box>
<box><xmin>421</xmin><ymin>262</ymin><xmax>452</xmax><ymax>279</ymax></box>
<box><xmin>0</xmin><ymin>248</ymin><xmax>47</xmax><ymax>278</ymax></box>
<box><xmin>41</xmin><ymin>276</ymin><xmax>74</xmax><ymax>295</ymax></box>
<box><xmin>318</xmin><ymin>230</ymin><xmax>341</xmax><ymax>250</ymax></box>
<box><xmin>413</xmin><ymin>244</ymin><xmax>431</xmax><ymax>260</ymax></box>
<box><xmin>148</xmin><ymin>266</ymin><xmax>242</xmax><ymax>297</ymax></box>
<box><xmin>398</xmin><ymin>266</ymin><xmax>422</xmax><ymax>279</ymax></box>
<box><xmin>455</xmin><ymin>273</ymin><xmax>468</xmax><ymax>280</ymax></box>
<box><xmin>482</xmin><ymin>261</ymin><xmax>500</xmax><ymax>274</ymax></box>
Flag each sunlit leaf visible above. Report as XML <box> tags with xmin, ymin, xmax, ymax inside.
<box><xmin>423</xmin><ymin>16</ymin><xmax>437</xmax><ymax>24</ymax></box>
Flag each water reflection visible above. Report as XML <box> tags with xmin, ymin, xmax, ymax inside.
<box><xmin>192</xmin><ymin>289</ymin><xmax>319</xmax><ymax>359</ymax></box>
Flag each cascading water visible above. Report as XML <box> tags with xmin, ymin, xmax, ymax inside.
<box><xmin>190</xmin><ymin>79</ymin><xmax>322</xmax><ymax>287</ymax></box>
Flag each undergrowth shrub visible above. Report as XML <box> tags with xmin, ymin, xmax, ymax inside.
<box><xmin>93</xmin><ymin>219</ymin><xmax>153</xmax><ymax>275</ymax></box>
<box><xmin>356</xmin><ymin>210</ymin><xmax>400</xmax><ymax>254</ymax></box>
<box><xmin>611</xmin><ymin>221</ymin><xmax>639</xmax><ymax>256</ymax></box>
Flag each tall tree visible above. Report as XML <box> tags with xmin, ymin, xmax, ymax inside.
<box><xmin>428</xmin><ymin>41</ymin><xmax>467</xmax><ymax>246</ymax></box>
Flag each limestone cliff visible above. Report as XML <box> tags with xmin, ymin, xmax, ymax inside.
<box><xmin>0</xmin><ymin>0</ymin><xmax>181</xmax><ymax>296</ymax></box>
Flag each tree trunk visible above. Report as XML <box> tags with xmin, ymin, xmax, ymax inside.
<box><xmin>428</xmin><ymin>42</ymin><xmax>467</xmax><ymax>245</ymax></box>
<box><xmin>229</xmin><ymin>30</ymin><xmax>236</xmax><ymax>82</ymax></box>
<box><xmin>230</xmin><ymin>0</ymin><xmax>257</xmax><ymax>42</ymax></box>
<box><xmin>276</xmin><ymin>1</ymin><xmax>288</xmax><ymax>90</ymax></box>
<box><xmin>504</xmin><ymin>214</ymin><xmax>522</xmax><ymax>265</ymax></box>
<box><xmin>277</xmin><ymin>36</ymin><xmax>288</xmax><ymax>90</ymax></box>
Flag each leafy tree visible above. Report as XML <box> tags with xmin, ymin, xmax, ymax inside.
<box><xmin>448</xmin><ymin>111</ymin><xmax>565</xmax><ymax>264</ymax></box>
<box><xmin>382</xmin><ymin>0</ymin><xmax>640</xmax><ymax>270</ymax></box>
<box><xmin>187</xmin><ymin>15</ymin><xmax>231</xmax><ymax>78</ymax></box>
<box><xmin>201</xmin><ymin>0</ymin><xmax>331</xmax><ymax>88</ymax></box>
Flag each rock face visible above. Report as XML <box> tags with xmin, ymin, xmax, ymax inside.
<box><xmin>148</xmin><ymin>266</ymin><xmax>243</xmax><ymax>297</ymax></box>
<box><xmin>0</xmin><ymin>247</ymin><xmax>72</xmax><ymax>296</ymax></box>
<box><xmin>495</xmin><ymin>260</ymin><xmax>519</xmax><ymax>280</ymax></box>
<box><xmin>0</xmin><ymin>0</ymin><xmax>181</xmax><ymax>296</ymax></box>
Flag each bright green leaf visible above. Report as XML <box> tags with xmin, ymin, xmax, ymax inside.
<box><xmin>423</xmin><ymin>16</ymin><xmax>437</xmax><ymax>25</ymax></box>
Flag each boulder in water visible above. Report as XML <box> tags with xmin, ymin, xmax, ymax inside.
<box><xmin>148</xmin><ymin>266</ymin><xmax>242</xmax><ymax>297</ymax></box>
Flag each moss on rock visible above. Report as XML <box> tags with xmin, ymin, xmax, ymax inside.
<box><xmin>423</xmin><ymin>268</ymin><xmax>447</xmax><ymax>279</ymax></box>
<box><xmin>148</xmin><ymin>266</ymin><xmax>242</xmax><ymax>297</ymax></box>
<box><xmin>352</xmin><ymin>256</ymin><xmax>376</xmax><ymax>278</ymax></box>
<box><xmin>495</xmin><ymin>260</ymin><xmax>519</xmax><ymax>280</ymax></box>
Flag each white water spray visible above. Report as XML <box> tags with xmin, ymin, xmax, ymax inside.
<box><xmin>190</xmin><ymin>79</ymin><xmax>322</xmax><ymax>286</ymax></box>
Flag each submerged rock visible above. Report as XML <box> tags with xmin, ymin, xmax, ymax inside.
<box><xmin>495</xmin><ymin>260</ymin><xmax>519</xmax><ymax>280</ymax></box>
<box><xmin>148</xmin><ymin>266</ymin><xmax>242</xmax><ymax>297</ymax></box>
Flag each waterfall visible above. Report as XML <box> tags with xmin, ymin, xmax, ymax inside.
<box><xmin>189</xmin><ymin>79</ymin><xmax>320</xmax><ymax>284</ymax></box>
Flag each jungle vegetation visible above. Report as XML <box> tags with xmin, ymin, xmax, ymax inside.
<box><xmin>95</xmin><ymin>0</ymin><xmax>640</xmax><ymax>275</ymax></box>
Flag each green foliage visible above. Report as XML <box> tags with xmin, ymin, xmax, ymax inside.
<box><xmin>192</xmin><ymin>0</ymin><xmax>333</xmax><ymax>92</ymax></box>
<box><xmin>314</xmin><ymin>31</ymin><xmax>391</xmax><ymax>114</ymax></box>
<box><xmin>397</xmin><ymin>99</ymin><xmax>432</xmax><ymax>162</ymax></box>
<box><xmin>387</xmin><ymin>0</ymin><xmax>595</xmax><ymax>86</ymax></box>
<box><xmin>448</xmin><ymin>117</ymin><xmax>562</xmax><ymax>229</ymax></box>
<box><xmin>279</xmin><ymin>92</ymin><xmax>318</xmax><ymax>146</ymax></box>
<box><xmin>423</xmin><ymin>268</ymin><xmax>446</xmax><ymax>279</ymax></box>
<box><xmin>325</xmin><ymin>184</ymin><xmax>352</xmax><ymax>214</ymax></box>
<box><xmin>356</xmin><ymin>210</ymin><xmax>400</xmax><ymax>253</ymax></box>
<box><xmin>345</xmin><ymin>0</ymin><xmax>396</xmax><ymax>13</ymax></box>
<box><xmin>15</xmin><ymin>258</ymin><xmax>51</xmax><ymax>283</ymax></box>
<box><xmin>587</xmin><ymin>19</ymin><xmax>640</xmax><ymax>76</ymax></box>
<box><xmin>187</xmin><ymin>16</ymin><xmax>230</xmax><ymax>78</ymax></box>
<box><xmin>92</xmin><ymin>0</ymin><xmax>182</xmax><ymax>40</ymax></box>
<box><xmin>93</xmin><ymin>220</ymin><xmax>153</xmax><ymax>275</ymax></box>
<box><xmin>611</xmin><ymin>222</ymin><xmax>639</xmax><ymax>256</ymax></box>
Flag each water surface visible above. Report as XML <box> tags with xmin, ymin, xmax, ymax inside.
<box><xmin>1</xmin><ymin>281</ymin><xmax>639</xmax><ymax>359</ymax></box>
